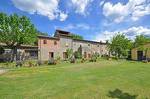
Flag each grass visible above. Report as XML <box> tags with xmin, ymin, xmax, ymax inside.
<box><xmin>0</xmin><ymin>60</ymin><xmax>150</xmax><ymax>99</ymax></box>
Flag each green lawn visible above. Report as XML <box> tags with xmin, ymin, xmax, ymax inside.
<box><xmin>0</xmin><ymin>60</ymin><xmax>150</xmax><ymax>99</ymax></box>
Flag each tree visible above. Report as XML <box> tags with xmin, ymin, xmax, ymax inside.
<box><xmin>108</xmin><ymin>33</ymin><xmax>132</xmax><ymax>58</ymax></box>
<box><xmin>0</xmin><ymin>13</ymin><xmax>37</xmax><ymax>61</ymax></box>
<box><xmin>74</xmin><ymin>45</ymin><xmax>82</xmax><ymax>59</ymax></box>
<box><xmin>33</xmin><ymin>31</ymin><xmax>48</xmax><ymax>45</ymax></box>
<box><xmin>134</xmin><ymin>35</ymin><xmax>150</xmax><ymax>48</ymax></box>
<box><xmin>0</xmin><ymin>46</ymin><xmax>4</xmax><ymax>55</ymax></box>
<box><xmin>74</xmin><ymin>51</ymin><xmax>82</xmax><ymax>59</ymax></box>
<box><xmin>66</xmin><ymin>48</ymin><xmax>73</xmax><ymax>59</ymax></box>
<box><xmin>37</xmin><ymin>31</ymin><xmax>48</xmax><ymax>36</ymax></box>
<box><xmin>71</xmin><ymin>34</ymin><xmax>83</xmax><ymax>40</ymax></box>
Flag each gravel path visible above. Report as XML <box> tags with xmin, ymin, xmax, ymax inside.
<box><xmin>0</xmin><ymin>69</ymin><xmax>8</xmax><ymax>75</ymax></box>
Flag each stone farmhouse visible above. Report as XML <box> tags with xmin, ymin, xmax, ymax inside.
<box><xmin>38</xmin><ymin>30</ymin><xmax>109</xmax><ymax>61</ymax></box>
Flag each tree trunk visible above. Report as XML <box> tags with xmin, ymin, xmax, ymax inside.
<box><xmin>15</xmin><ymin>47</ymin><xmax>18</xmax><ymax>61</ymax></box>
<box><xmin>10</xmin><ymin>48</ymin><xmax>14</xmax><ymax>62</ymax></box>
<box><xmin>11</xmin><ymin>47</ymin><xmax>17</xmax><ymax>62</ymax></box>
<box><xmin>145</xmin><ymin>48</ymin><xmax>148</xmax><ymax>60</ymax></box>
<box><xmin>109</xmin><ymin>51</ymin><xmax>112</xmax><ymax>58</ymax></box>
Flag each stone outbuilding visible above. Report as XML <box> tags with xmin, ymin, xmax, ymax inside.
<box><xmin>0</xmin><ymin>43</ymin><xmax>38</xmax><ymax>62</ymax></box>
<box><xmin>131</xmin><ymin>43</ymin><xmax>150</xmax><ymax>61</ymax></box>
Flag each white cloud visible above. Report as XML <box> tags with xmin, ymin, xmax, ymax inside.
<box><xmin>124</xmin><ymin>26</ymin><xmax>150</xmax><ymax>38</ymax></box>
<box><xmin>76</xmin><ymin>24</ymin><xmax>90</xmax><ymax>30</ymax></box>
<box><xmin>59</xmin><ymin>12</ymin><xmax>68</xmax><ymax>21</ymax></box>
<box><xmin>100</xmin><ymin>0</ymin><xmax>105</xmax><ymax>6</ymax></box>
<box><xmin>64</xmin><ymin>23</ymin><xmax>90</xmax><ymax>30</ymax></box>
<box><xmin>56</xmin><ymin>23</ymin><xmax>91</xmax><ymax>30</ymax></box>
<box><xmin>71</xmin><ymin>0</ymin><xmax>93</xmax><ymax>15</ymax></box>
<box><xmin>103</xmin><ymin>0</ymin><xmax>150</xmax><ymax>23</ymax></box>
<box><xmin>62</xmin><ymin>24</ymin><xmax>75</xmax><ymax>30</ymax></box>
<box><xmin>103</xmin><ymin>2</ymin><xmax>128</xmax><ymax>23</ymax></box>
<box><xmin>95</xmin><ymin>26</ymin><xmax>150</xmax><ymax>42</ymax></box>
<box><xmin>11</xmin><ymin>0</ymin><xmax>68</xmax><ymax>21</ymax></box>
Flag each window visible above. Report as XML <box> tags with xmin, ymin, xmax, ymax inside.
<box><xmin>88</xmin><ymin>44</ymin><xmax>90</xmax><ymax>46</ymax></box>
<box><xmin>84</xmin><ymin>52</ymin><xmax>87</xmax><ymax>58</ymax></box>
<box><xmin>88</xmin><ymin>54</ymin><xmax>91</xmax><ymax>58</ymax></box>
<box><xmin>49</xmin><ymin>52</ymin><xmax>54</xmax><ymax>58</ymax></box>
<box><xmin>97</xmin><ymin>45</ymin><xmax>99</xmax><ymax>47</ymax></box>
<box><xmin>63</xmin><ymin>52</ymin><xmax>68</xmax><ymax>59</ymax></box>
<box><xmin>30</xmin><ymin>51</ymin><xmax>36</xmax><ymax>57</ymax></box>
<box><xmin>43</xmin><ymin>39</ymin><xmax>47</xmax><ymax>44</ymax></box>
<box><xmin>54</xmin><ymin>41</ymin><xmax>57</xmax><ymax>45</ymax></box>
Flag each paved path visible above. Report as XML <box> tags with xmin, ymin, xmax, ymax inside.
<box><xmin>0</xmin><ymin>69</ymin><xmax>8</xmax><ymax>75</ymax></box>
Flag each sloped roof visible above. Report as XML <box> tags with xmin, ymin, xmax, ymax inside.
<box><xmin>38</xmin><ymin>35</ymin><xmax>59</xmax><ymax>40</ymax></box>
<box><xmin>38</xmin><ymin>29</ymin><xmax>107</xmax><ymax>45</ymax></box>
<box><xmin>132</xmin><ymin>42</ymin><xmax>150</xmax><ymax>50</ymax></box>
<box><xmin>54</xmin><ymin>29</ymin><xmax>72</xmax><ymax>37</ymax></box>
<box><xmin>0</xmin><ymin>43</ymin><xmax>38</xmax><ymax>48</ymax></box>
<box><xmin>73</xmin><ymin>39</ymin><xmax>106</xmax><ymax>44</ymax></box>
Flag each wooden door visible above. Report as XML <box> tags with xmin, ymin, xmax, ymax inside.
<box><xmin>137</xmin><ymin>51</ymin><xmax>143</xmax><ymax>61</ymax></box>
<box><xmin>49</xmin><ymin>52</ymin><xmax>54</xmax><ymax>59</ymax></box>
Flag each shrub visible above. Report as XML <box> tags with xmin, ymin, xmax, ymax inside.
<box><xmin>70</xmin><ymin>57</ymin><xmax>76</xmax><ymax>63</ymax></box>
<box><xmin>66</xmin><ymin>49</ymin><xmax>73</xmax><ymax>59</ymax></box>
<box><xmin>28</xmin><ymin>61</ymin><xmax>34</xmax><ymax>67</ymax></box>
<box><xmin>16</xmin><ymin>61</ymin><xmax>23</xmax><ymax>67</ymax></box>
<box><xmin>89</xmin><ymin>54</ymin><xmax>97</xmax><ymax>62</ymax></box>
<box><xmin>142</xmin><ymin>58</ymin><xmax>150</xmax><ymax>63</ymax></box>
<box><xmin>74</xmin><ymin>51</ymin><xmax>82</xmax><ymax>59</ymax></box>
<box><xmin>89</xmin><ymin>57</ymin><xmax>96</xmax><ymax>62</ymax></box>
<box><xmin>81</xmin><ymin>58</ymin><xmax>86</xmax><ymax>63</ymax></box>
<box><xmin>143</xmin><ymin>60</ymin><xmax>148</xmax><ymax>63</ymax></box>
<box><xmin>56</xmin><ymin>56</ymin><xmax>61</xmax><ymax>60</ymax></box>
<box><xmin>101</xmin><ymin>54</ymin><xmax>109</xmax><ymax>60</ymax></box>
<box><xmin>112</xmin><ymin>57</ymin><xmax>119</xmax><ymax>60</ymax></box>
<box><xmin>56</xmin><ymin>56</ymin><xmax>61</xmax><ymax>64</ymax></box>
<box><xmin>4</xmin><ymin>62</ymin><xmax>9</xmax><ymax>67</ymax></box>
<box><xmin>107</xmin><ymin>57</ymin><xmax>112</xmax><ymax>61</ymax></box>
<box><xmin>48</xmin><ymin>59</ymin><xmax>56</xmax><ymax>65</ymax></box>
<box><xmin>37</xmin><ymin>60</ymin><xmax>42</xmax><ymax>66</ymax></box>
<box><xmin>147</xmin><ymin>58</ymin><xmax>150</xmax><ymax>62</ymax></box>
<box><xmin>94</xmin><ymin>52</ymin><xmax>100</xmax><ymax>58</ymax></box>
<box><xmin>44</xmin><ymin>60</ymin><xmax>48</xmax><ymax>65</ymax></box>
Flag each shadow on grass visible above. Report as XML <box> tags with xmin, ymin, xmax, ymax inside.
<box><xmin>107</xmin><ymin>89</ymin><xmax>138</xmax><ymax>99</ymax></box>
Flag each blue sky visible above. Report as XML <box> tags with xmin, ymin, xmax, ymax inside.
<box><xmin>0</xmin><ymin>0</ymin><xmax>150</xmax><ymax>42</ymax></box>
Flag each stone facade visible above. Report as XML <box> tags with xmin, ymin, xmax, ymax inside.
<box><xmin>38</xmin><ymin>30</ymin><xmax>109</xmax><ymax>61</ymax></box>
<box><xmin>38</xmin><ymin>36</ymin><xmax>60</xmax><ymax>61</ymax></box>
<box><xmin>131</xmin><ymin>43</ymin><xmax>150</xmax><ymax>61</ymax></box>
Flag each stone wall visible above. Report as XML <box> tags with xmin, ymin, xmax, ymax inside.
<box><xmin>38</xmin><ymin>36</ymin><xmax>109</xmax><ymax>61</ymax></box>
<box><xmin>131</xmin><ymin>43</ymin><xmax>150</xmax><ymax>60</ymax></box>
<box><xmin>38</xmin><ymin>38</ymin><xmax>60</xmax><ymax>61</ymax></box>
<box><xmin>59</xmin><ymin>37</ymin><xmax>73</xmax><ymax>59</ymax></box>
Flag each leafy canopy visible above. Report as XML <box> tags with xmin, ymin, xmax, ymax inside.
<box><xmin>134</xmin><ymin>35</ymin><xmax>150</xmax><ymax>57</ymax></box>
<box><xmin>66</xmin><ymin>48</ymin><xmax>73</xmax><ymax>59</ymax></box>
<box><xmin>0</xmin><ymin>13</ymin><xmax>37</xmax><ymax>47</ymax></box>
<box><xmin>37</xmin><ymin>31</ymin><xmax>48</xmax><ymax>36</ymax></box>
<box><xmin>134</xmin><ymin>35</ymin><xmax>150</xmax><ymax>48</ymax></box>
<box><xmin>108</xmin><ymin>33</ymin><xmax>132</xmax><ymax>58</ymax></box>
<box><xmin>71</xmin><ymin>34</ymin><xmax>83</xmax><ymax>40</ymax></box>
